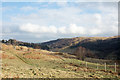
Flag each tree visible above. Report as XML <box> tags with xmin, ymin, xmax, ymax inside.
<box><xmin>74</xmin><ymin>46</ymin><xmax>86</xmax><ymax>60</ymax></box>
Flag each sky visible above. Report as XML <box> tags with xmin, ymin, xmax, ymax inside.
<box><xmin>1</xmin><ymin>2</ymin><xmax>118</xmax><ymax>43</ymax></box>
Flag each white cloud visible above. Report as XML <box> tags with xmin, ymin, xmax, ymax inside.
<box><xmin>58</xmin><ymin>26</ymin><xmax>67</xmax><ymax>34</ymax></box>
<box><xmin>20</xmin><ymin>23</ymin><xmax>55</xmax><ymax>33</ymax></box>
<box><xmin>19</xmin><ymin>23</ymin><xmax>86</xmax><ymax>34</ymax></box>
<box><xmin>2</xmin><ymin>2</ymin><xmax>118</xmax><ymax>42</ymax></box>
<box><xmin>20</xmin><ymin>23</ymin><xmax>40</xmax><ymax>33</ymax></box>
<box><xmin>49</xmin><ymin>25</ymin><xmax>57</xmax><ymax>33</ymax></box>
<box><xmin>19</xmin><ymin>21</ymin><xmax>118</xmax><ymax>37</ymax></box>
<box><xmin>20</xmin><ymin>6</ymin><xmax>38</xmax><ymax>11</ymax></box>
<box><xmin>10</xmin><ymin>5</ymin><xmax>82</xmax><ymax>26</ymax></box>
<box><xmin>69</xmin><ymin>24</ymin><xmax>85</xmax><ymax>34</ymax></box>
<box><xmin>89</xmin><ymin>28</ymin><xmax>102</xmax><ymax>35</ymax></box>
<box><xmin>20</xmin><ymin>23</ymin><xmax>58</xmax><ymax>33</ymax></box>
<box><xmin>10</xmin><ymin>3</ymin><xmax>118</xmax><ymax>37</ymax></box>
<box><xmin>94</xmin><ymin>13</ymin><xmax>102</xmax><ymax>26</ymax></box>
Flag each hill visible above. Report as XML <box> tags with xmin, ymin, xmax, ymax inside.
<box><xmin>1</xmin><ymin>43</ymin><xmax>120</xmax><ymax>78</ymax></box>
<box><xmin>41</xmin><ymin>36</ymin><xmax>120</xmax><ymax>60</ymax></box>
<box><xmin>1</xmin><ymin>39</ymin><xmax>49</xmax><ymax>50</ymax></box>
<box><xmin>1</xmin><ymin>36</ymin><xmax>120</xmax><ymax>60</ymax></box>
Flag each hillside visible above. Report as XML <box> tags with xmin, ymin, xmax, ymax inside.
<box><xmin>41</xmin><ymin>37</ymin><xmax>108</xmax><ymax>51</ymax></box>
<box><xmin>41</xmin><ymin>36</ymin><xmax>120</xmax><ymax>60</ymax></box>
<box><xmin>1</xmin><ymin>36</ymin><xmax>120</xmax><ymax>60</ymax></box>
<box><xmin>1</xmin><ymin>43</ymin><xmax>120</xmax><ymax>78</ymax></box>
<box><xmin>1</xmin><ymin>39</ymin><xmax>49</xmax><ymax>50</ymax></box>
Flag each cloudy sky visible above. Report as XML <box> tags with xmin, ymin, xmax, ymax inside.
<box><xmin>1</xmin><ymin>2</ymin><xmax>118</xmax><ymax>42</ymax></box>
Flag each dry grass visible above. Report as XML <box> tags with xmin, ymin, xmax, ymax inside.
<box><xmin>1</xmin><ymin>43</ymin><xmax>120</xmax><ymax>78</ymax></box>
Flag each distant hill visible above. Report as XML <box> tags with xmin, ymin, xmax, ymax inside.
<box><xmin>1</xmin><ymin>36</ymin><xmax>120</xmax><ymax>60</ymax></box>
<box><xmin>41</xmin><ymin>36</ymin><xmax>120</xmax><ymax>60</ymax></box>
<box><xmin>1</xmin><ymin>39</ymin><xmax>49</xmax><ymax>50</ymax></box>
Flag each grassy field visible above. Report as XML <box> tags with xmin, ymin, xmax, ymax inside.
<box><xmin>0</xmin><ymin>44</ymin><xmax>120</xmax><ymax>79</ymax></box>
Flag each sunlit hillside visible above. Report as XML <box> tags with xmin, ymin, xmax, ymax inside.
<box><xmin>0</xmin><ymin>43</ymin><xmax>120</xmax><ymax>78</ymax></box>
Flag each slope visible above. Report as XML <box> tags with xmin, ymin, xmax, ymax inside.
<box><xmin>1</xmin><ymin>43</ymin><xmax>120</xmax><ymax>78</ymax></box>
<box><xmin>41</xmin><ymin>36</ymin><xmax>120</xmax><ymax>60</ymax></box>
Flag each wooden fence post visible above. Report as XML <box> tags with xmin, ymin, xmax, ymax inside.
<box><xmin>86</xmin><ymin>62</ymin><xmax>87</xmax><ymax>67</ymax></box>
<box><xmin>97</xmin><ymin>63</ymin><xmax>98</xmax><ymax>70</ymax></box>
<box><xmin>14</xmin><ymin>46</ymin><xmax>16</xmax><ymax>50</ymax></box>
<box><xmin>105</xmin><ymin>63</ymin><xmax>106</xmax><ymax>71</ymax></box>
<box><xmin>115</xmin><ymin>63</ymin><xmax>116</xmax><ymax>72</ymax></box>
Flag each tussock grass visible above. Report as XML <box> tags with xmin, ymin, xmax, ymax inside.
<box><xmin>1</xmin><ymin>44</ymin><xmax>120</xmax><ymax>78</ymax></box>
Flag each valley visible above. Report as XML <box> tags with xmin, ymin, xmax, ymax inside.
<box><xmin>0</xmin><ymin>36</ymin><xmax>120</xmax><ymax>79</ymax></box>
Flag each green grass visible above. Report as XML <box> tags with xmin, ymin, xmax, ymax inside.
<box><xmin>5</xmin><ymin>49</ymin><xmax>118</xmax><ymax>72</ymax></box>
<box><xmin>1</xmin><ymin>45</ymin><xmax>120</xmax><ymax>78</ymax></box>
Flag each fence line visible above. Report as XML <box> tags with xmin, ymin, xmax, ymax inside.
<box><xmin>84</xmin><ymin>61</ymin><xmax>118</xmax><ymax>72</ymax></box>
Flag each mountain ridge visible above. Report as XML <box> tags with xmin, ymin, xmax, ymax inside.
<box><xmin>41</xmin><ymin>35</ymin><xmax>120</xmax><ymax>60</ymax></box>
<box><xmin>1</xmin><ymin>35</ymin><xmax>120</xmax><ymax>60</ymax></box>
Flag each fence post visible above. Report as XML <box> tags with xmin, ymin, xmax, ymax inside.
<box><xmin>105</xmin><ymin>63</ymin><xmax>106</xmax><ymax>71</ymax></box>
<box><xmin>14</xmin><ymin>46</ymin><xmax>16</xmax><ymax>50</ymax></box>
<box><xmin>97</xmin><ymin>63</ymin><xmax>98</xmax><ymax>70</ymax></box>
<box><xmin>86</xmin><ymin>62</ymin><xmax>87</xmax><ymax>67</ymax></box>
<box><xmin>115</xmin><ymin>63</ymin><xmax>116</xmax><ymax>72</ymax></box>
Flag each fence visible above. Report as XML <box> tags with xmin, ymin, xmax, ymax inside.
<box><xmin>84</xmin><ymin>61</ymin><xmax>119</xmax><ymax>73</ymax></box>
<box><xmin>67</xmin><ymin>58</ymin><xmax>119</xmax><ymax>73</ymax></box>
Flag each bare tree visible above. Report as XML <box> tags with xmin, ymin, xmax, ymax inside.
<box><xmin>74</xmin><ymin>46</ymin><xmax>86</xmax><ymax>60</ymax></box>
